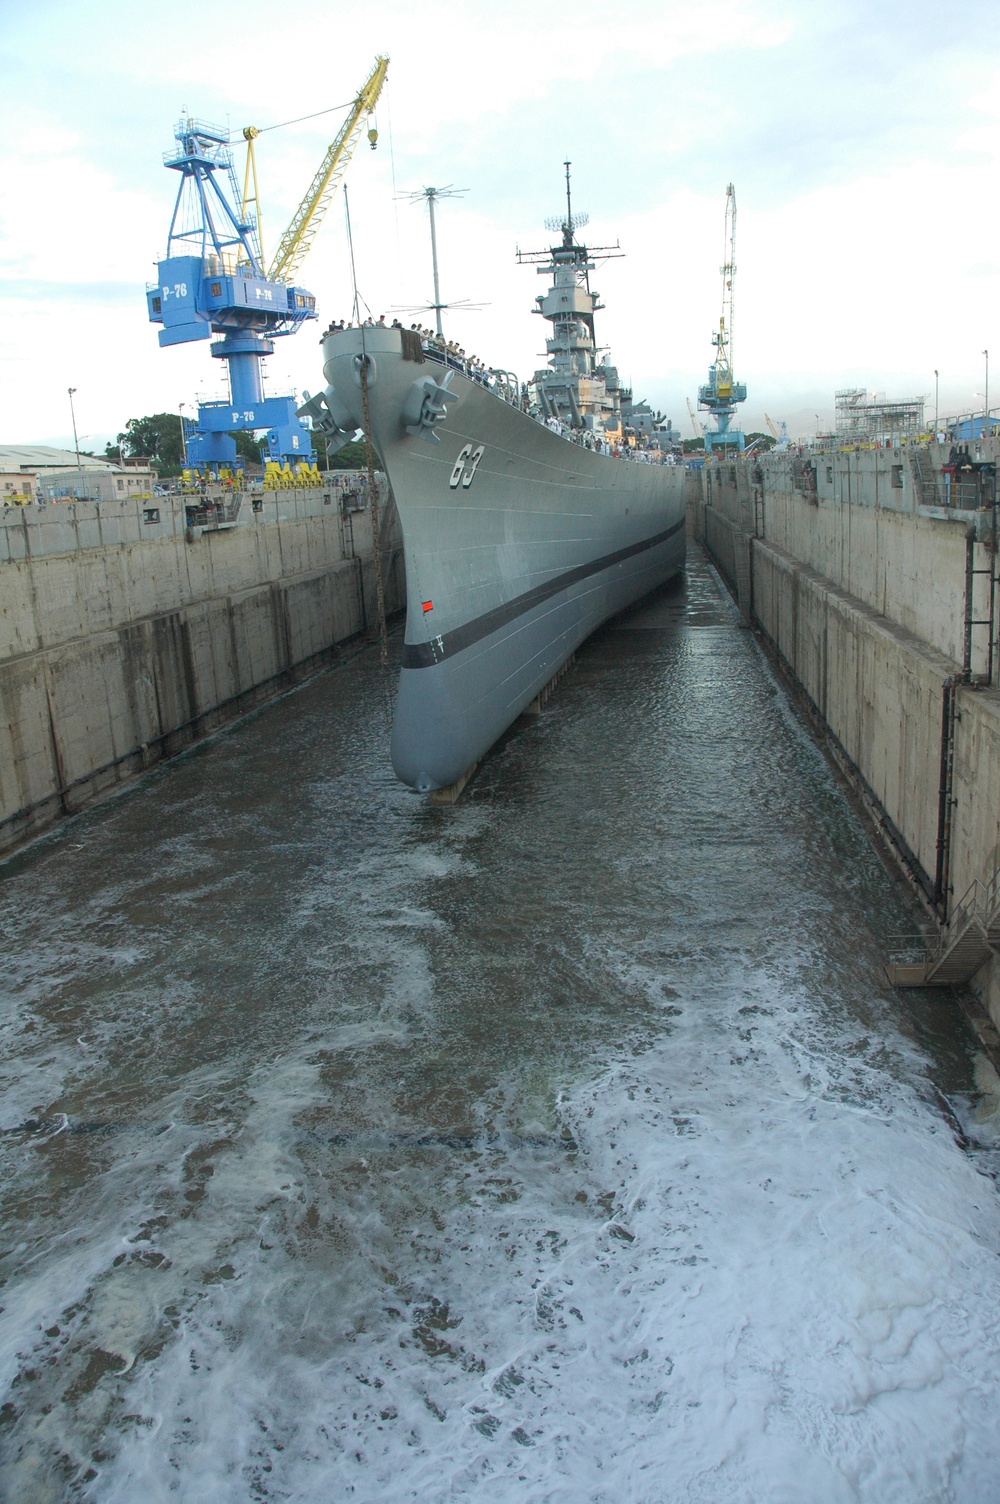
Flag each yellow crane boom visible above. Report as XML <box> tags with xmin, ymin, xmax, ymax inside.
<box><xmin>265</xmin><ymin>55</ymin><xmax>389</xmax><ymax>285</ymax></box>
<box><xmin>240</xmin><ymin>125</ymin><xmax>264</xmax><ymax>269</ymax></box>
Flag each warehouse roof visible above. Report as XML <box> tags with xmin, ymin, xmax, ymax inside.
<box><xmin>0</xmin><ymin>445</ymin><xmax>117</xmax><ymax>472</ymax></box>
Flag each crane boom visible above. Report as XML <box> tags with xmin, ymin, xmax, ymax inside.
<box><xmin>698</xmin><ymin>182</ymin><xmax>747</xmax><ymax>451</ymax></box>
<box><xmin>240</xmin><ymin>125</ymin><xmax>264</xmax><ymax>269</ymax></box>
<box><xmin>687</xmin><ymin>397</ymin><xmax>704</xmax><ymax>438</ymax></box>
<box><xmin>716</xmin><ymin>183</ymin><xmax>737</xmax><ymax>396</ymax></box>
<box><xmin>267</xmin><ymin>55</ymin><xmax>388</xmax><ymax>284</ymax></box>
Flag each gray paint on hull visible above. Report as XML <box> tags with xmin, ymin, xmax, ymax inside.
<box><xmin>400</xmin><ymin>516</ymin><xmax>685</xmax><ymax>669</ymax></box>
<box><xmin>318</xmin><ymin>327</ymin><xmax>688</xmax><ymax>789</ymax></box>
<box><xmin>391</xmin><ymin>529</ymin><xmax>685</xmax><ymax>789</ymax></box>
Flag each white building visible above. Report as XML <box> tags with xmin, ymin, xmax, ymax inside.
<box><xmin>41</xmin><ymin>469</ymin><xmax>156</xmax><ymax>502</ymax></box>
<box><xmin>0</xmin><ymin>447</ymin><xmax>155</xmax><ymax>505</ymax></box>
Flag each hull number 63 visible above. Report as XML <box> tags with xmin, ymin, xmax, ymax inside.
<box><xmin>449</xmin><ymin>444</ymin><xmax>485</xmax><ymax>489</ymax></box>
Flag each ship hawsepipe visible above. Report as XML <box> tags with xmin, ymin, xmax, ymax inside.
<box><xmin>312</xmin><ymin>326</ymin><xmax>687</xmax><ymax>791</ymax></box>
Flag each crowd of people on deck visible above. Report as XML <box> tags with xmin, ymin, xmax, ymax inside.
<box><xmin>321</xmin><ymin>314</ymin><xmax>523</xmax><ymax>403</ymax></box>
<box><xmin>319</xmin><ymin>314</ymin><xmax>681</xmax><ymax>462</ymax></box>
<box><xmin>322</xmin><ymin>315</ymin><xmax>521</xmax><ymax>406</ymax></box>
<box><xmin>538</xmin><ymin>415</ymin><xmax>678</xmax><ymax>461</ymax></box>
<box><xmin>322</xmin><ymin>315</ymin><xmax>503</xmax><ymax>381</ymax></box>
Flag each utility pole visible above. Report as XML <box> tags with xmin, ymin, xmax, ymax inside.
<box><xmin>178</xmin><ymin>402</ymin><xmax>188</xmax><ymax>466</ymax></box>
<box><xmin>984</xmin><ymin>350</ymin><xmax>990</xmax><ymax>431</ymax></box>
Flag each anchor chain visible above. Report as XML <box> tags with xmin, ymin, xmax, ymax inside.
<box><xmin>356</xmin><ymin>351</ymin><xmax>390</xmax><ymax>672</ymax></box>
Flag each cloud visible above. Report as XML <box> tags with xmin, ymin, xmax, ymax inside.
<box><xmin>0</xmin><ymin>280</ymin><xmax>141</xmax><ymax>304</ymax></box>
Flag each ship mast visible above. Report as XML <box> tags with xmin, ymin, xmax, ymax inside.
<box><xmin>560</xmin><ymin>159</ymin><xmax>575</xmax><ymax>247</ymax></box>
<box><xmin>398</xmin><ymin>184</ymin><xmax>480</xmax><ymax>340</ymax></box>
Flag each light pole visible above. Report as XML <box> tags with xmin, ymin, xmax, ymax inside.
<box><xmin>68</xmin><ymin>387</ymin><xmax>81</xmax><ymax>472</ymax></box>
<box><xmin>67</xmin><ymin>387</ymin><xmax>85</xmax><ymax>500</ymax></box>
<box><xmin>984</xmin><ymin>350</ymin><xmax>990</xmax><ymax>431</ymax></box>
<box><xmin>934</xmin><ymin>369</ymin><xmax>939</xmax><ymax>434</ymax></box>
<box><xmin>178</xmin><ymin>402</ymin><xmax>188</xmax><ymax>466</ymax></box>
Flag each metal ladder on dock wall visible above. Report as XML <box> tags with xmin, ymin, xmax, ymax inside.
<box><xmin>887</xmin><ymin>865</ymin><xmax>1000</xmax><ymax>987</ymax></box>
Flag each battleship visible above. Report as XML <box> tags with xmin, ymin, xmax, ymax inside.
<box><xmin>302</xmin><ymin>168</ymin><xmax>687</xmax><ymax>790</ymax></box>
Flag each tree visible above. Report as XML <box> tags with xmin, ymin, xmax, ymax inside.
<box><xmin>309</xmin><ymin>431</ymin><xmax>368</xmax><ymax>469</ymax></box>
<box><xmin>115</xmin><ymin>416</ymin><xmax>270</xmax><ymax>470</ymax></box>
<box><xmin>327</xmin><ymin>437</ymin><xmax>369</xmax><ymax>470</ymax></box>
<box><xmin>117</xmin><ymin>413</ymin><xmax>183</xmax><ymax>466</ymax></box>
<box><xmin>229</xmin><ymin>430</ymin><xmax>263</xmax><ymax>464</ymax></box>
<box><xmin>113</xmin><ymin>413</ymin><xmax>373</xmax><ymax>472</ymax></box>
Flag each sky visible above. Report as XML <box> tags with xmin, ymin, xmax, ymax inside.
<box><xmin>2</xmin><ymin>0</ymin><xmax>999</xmax><ymax>449</ymax></box>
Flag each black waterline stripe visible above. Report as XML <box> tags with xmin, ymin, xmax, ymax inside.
<box><xmin>401</xmin><ymin>518</ymin><xmax>685</xmax><ymax>669</ymax></box>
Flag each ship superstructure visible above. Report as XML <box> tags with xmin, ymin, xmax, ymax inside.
<box><xmin>517</xmin><ymin>163</ymin><xmax>630</xmax><ymax>437</ymax></box>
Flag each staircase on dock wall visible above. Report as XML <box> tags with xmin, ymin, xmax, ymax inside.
<box><xmin>887</xmin><ymin>865</ymin><xmax>1000</xmax><ymax>987</ymax></box>
<box><xmin>907</xmin><ymin>447</ymin><xmax>941</xmax><ymax>508</ymax></box>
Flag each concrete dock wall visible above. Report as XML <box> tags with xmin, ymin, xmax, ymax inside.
<box><xmin>701</xmin><ymin>457</ymin><xmax>984</xmax><ymax>670</ymax></box>
<box><xmin>0</xmin><ymin>485</ymin><xmax>403</xmax><ymax>854</ymax></box>
<box><xmin>691</xmin><ymin>461</ymin><xmax>1000</xmax><ymax>1030</ymax></box>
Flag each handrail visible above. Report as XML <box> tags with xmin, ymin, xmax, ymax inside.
<box><xmin>887</xmin><ymin>862</ymin><xmax>1000</xmax><ymax>978</ymax></box>
<box><xmin>928</xmin><ymin>864</ymin><xmax>1000</xmax><ymax>960</ymax></box>
<box><xmin>421</xmin><ymin>345</ymin><xmax>526</xmax><ymax>413</ymax></box>
<box><xmin>886</xmin><ymin>933</ymin><xmax>934</xmax><ymax>964</ymax></box>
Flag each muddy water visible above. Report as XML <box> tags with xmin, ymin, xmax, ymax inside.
<box><xmin>2</xmin><ymin>548</ymin><xmax>1000</xmax><ymax>1503</ymax></box>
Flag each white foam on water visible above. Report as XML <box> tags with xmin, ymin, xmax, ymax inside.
<box><xmin>4</xmin><ymin>567</ymin><xmax>1000</xmax><ymax>1503</ymax></box>
<box><xmin>80</xmin><ymin>951</ymin><xmax>1000</xmax><ymax>1504</ymax></box>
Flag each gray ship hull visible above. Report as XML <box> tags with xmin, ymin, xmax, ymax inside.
<box><xmin>319</xmin><ymin>327</ymin><xmax>686</xmax><ymax>790</ymax></box>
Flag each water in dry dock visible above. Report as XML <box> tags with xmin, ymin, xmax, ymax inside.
<box><xmin>3</xmin><ymin>547</ymin><xmax>1000</xmax><ymax>1504</ymax></box>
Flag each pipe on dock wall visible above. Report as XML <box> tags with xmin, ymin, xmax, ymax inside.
<box><xmin>934</xmin><ymin>676</ymin><xmax>959</xmax><ymax>916</ymax></box>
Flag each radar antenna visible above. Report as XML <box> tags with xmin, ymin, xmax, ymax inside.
<box><xmin>544</xmin><ymin>160</ymin><xmax>589</xmax><ymax>246</ymax></box>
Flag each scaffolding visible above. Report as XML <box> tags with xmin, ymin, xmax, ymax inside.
<box><xmin>835</xmin><ymin>388</ymin><xmax>925</xmax><ymax>443</ymax></box>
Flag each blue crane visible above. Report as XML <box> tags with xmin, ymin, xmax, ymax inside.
<box><xmin>146</xmin><ymin>58</ymin><xmax>388</xmax><ymax>470</ymax></box>
<box><xmin>146</xmin><ymin>115</ymin><xmax>318</xmax><ymax>467</ymax></box>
